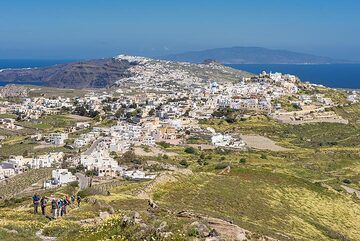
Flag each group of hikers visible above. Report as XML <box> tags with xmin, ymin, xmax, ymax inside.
<box><xmin>32</xmin><ymin>193</ymin><xmax>81</xmax><ymax>218</ymax></box>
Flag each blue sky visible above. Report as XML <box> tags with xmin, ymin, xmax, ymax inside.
<box><xmin>0</xmin><ymin>0</ymin><xmax>359</xmax><ymax>60</ymax></box>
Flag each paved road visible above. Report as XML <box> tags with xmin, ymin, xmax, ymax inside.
<box><xmin>76</xmin><ymin>173</ymin><xmax>89</xmax><ymax>190</ymax></box>
<box><xmin>83</xmin><ymin>137</ymin><xmax>104</xmax><ymax>155</ymax></box>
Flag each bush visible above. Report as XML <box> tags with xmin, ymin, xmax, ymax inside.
<box><xmin>131</xmin><ymin>159</ymin><xmax>142</xmax><ymax>165</ymax></box>
<box><xmin>260</xmin><ymin>154</ymin><xmax>267</xmax><ymax>159</ymax></box>
<box><xmin>343</xmin><ymin>178</ymin><xmax>352</xmax><ymax>184</ymax></box>
<box><xmin>122</xmin><ymin>150</ymin><xmax>136</xmax><ymax>163</ymax></box>
<box><xmin>158</xmin><ymin>141</ymin><xmax>171</xmax><ymax>148</ymax></box>
<box><xmin>85</xmin><ymin>170</ymin><xmax>98</xmax><ymax>177</ymax></box>
<box><xmin>215</xmin><ymin>162</ymin><xmax>230</xmax><ymax>170</ymax></box>
<box><xmin>239</xmin><ymin>158</ymin><xmax>247</xmax><ymax>164</ymax></box>
<box><xmin>179</xmin><ymin>160</ymin><xmax>189</xmax><ymax>167</ymax></box>
<box><xmin>197</xmin><ymin>159</ymin><xmax>208</xmax><ymax>166</ymax></box>
<box><xmin>68</xmin><ymin>181</ymin><xmax>79</xmax><ymax>188</ymax></box>
<box><xmin>184</xmin><ymin>147</ymin><xmax>196</xmax><ymax>154</ymax></box>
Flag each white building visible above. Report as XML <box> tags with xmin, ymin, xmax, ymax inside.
<box><xmin>0</xmin><ymin>165</ymin><xmax>15</xmax><ymax>178</ymax></box>
<box><xmin>31</xmin><ymin>152</ymin><xmax>64</xmax><ymax>169</ymax></box>
<box><xmin>80</xmin><ymin>150</ymin><xmax>121</xmax><ymax>177</ymax></box>
<box><xmin>48</xmin><ymin>133</ymin><xmax>68</xmax><ymax>145</ymax></box>
<box><xmin>52</xmin><ymin>169</ymin><xmax>77</xmax><ymax>185</ymax></box>
<box><xmin>212</xmin><ymin>134</ymin><xmax>233</xmax><ymax>147</ymax></box>
<box><xmin>123</xmin><ymin>170</ymin><xmax>156</xmax><ymax>180</ymax></box>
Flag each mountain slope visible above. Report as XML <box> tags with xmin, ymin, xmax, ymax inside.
<box><xmin>0</xmin><ymin>58</ymin><xmax>133</xmax><ymax>88</ymax></box>
<box><xmin>160</xmin><ymin>47</ymin><xmax>350</xmax><ymax>64</ymax></box>
<box><xmin>0</xmin><ymin>55</ymin><xmax>252</xmax><ymax>89</ymax></box>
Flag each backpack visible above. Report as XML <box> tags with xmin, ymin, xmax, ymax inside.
<box><xmin>41</xmin><ymin>198</ymin><xmax>47</xmax><ymax>206</ymax></box>
<box><xmin>51</xmin><ymin>200</ymin><xmax>57</xmax><ymax>209</ymax></box>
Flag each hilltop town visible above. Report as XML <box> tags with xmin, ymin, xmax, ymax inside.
<box><xmin>0</xmin><ymin>56</ymin><xmax>359</xmax><ymax>241</ymax></box>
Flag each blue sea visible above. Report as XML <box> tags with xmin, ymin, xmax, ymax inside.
<box><xmin>228</xmin><ymin>64</ymin><xmax>360</xmax><ymax>89</ymax></box>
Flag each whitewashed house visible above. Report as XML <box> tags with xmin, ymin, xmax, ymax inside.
<box><xmin>0</xmin><ymin>165</ymin><xmax>15</xmax><ymax>178</ymax></box>
<box><xmin>48</xmin><ymin>133</ymin><xmax>68</xmax><ymax>145</ymax></box>
<box><xmin>52</xmin><ymin>169</ymin><xmax>77</xmax><ymax>184</ymax></box>
<box><xmin>123</xmin><ymin>170</ymin><xmax>156</xmax><ymax>180</ymax></box>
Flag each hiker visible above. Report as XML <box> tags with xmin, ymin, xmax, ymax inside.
<box><xmin>32</xmin><ymin>193</ymin><xmax>40</xmax><ymax>214</ymax></box>
<box><xmin>51</xmin><ymin>198</ymin><xmax>58</xmax><ymax>218</ymax></box>
<box><xmin>62</xmin><ymin>196</ymin><xmax>69</xmax><ymax>215</ymax></box>
<box><xmin>40</xmin><ymin>196</ymin><xmax>48</xmax><ymax>215</ymax></box>
<box><xmin>77</xmin><ymin>195</ymin><xmax>81</xmax><ymax>207</ymax></box>
<box><xmin>71</xmin><ymin>195</ymin><xmax>75</xmax><ymax>204</ymax></box>
<box><xmin>57</xmin><ymin>198</ymin><xmax>63</xmax><ymax>217</ymax></box>
<box><xmin>66</xmin><ymin>195</ymin><xmax>71</xmax><ymax>205</ymax></box>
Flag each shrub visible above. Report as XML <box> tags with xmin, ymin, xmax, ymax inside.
<box><xmin>184</xmin><ymin>147</ymin><xmax>196</xmax><ymax>154</ymax></box>
<box><xmin>188</xmin><ymin>228</ymin><xmax>200</xmax><ymax>237</ymax></box>
<box><xmin>260</xmin><ymin>154</ymin><xmax>267</xmax><ymax>159</ymax></box>
<box><xmin>122</xmin><ymin>150</ymin><xmax>136</xmax><ymax>163</ymax></box>
<box><xmin>68</xmin><ymin>181</ymin><xmax>79</xmax><ymax>188</ymax></box>
<box><xmin>197</xmin><ymin>159</ymin><xmax>209</xmax><ymax>166</ymax></box>
<box><xmin>239</xmin><ymin>158</ymin><xmax>247</xmax><ymax>164</ymax></box>
<box><xmin>179</xmin><ymin>160</ymin><xmax>189</xmax><ymax>167</ymax></box>
<box><xmin>343</xmin><ymin>179</ymin><xmax>352</xmax><ymax>184</ymax></box>
<box><xmin>158</xmin><ymin>141</ymin><xmax>171</xmax><ymax>148</ymax></box>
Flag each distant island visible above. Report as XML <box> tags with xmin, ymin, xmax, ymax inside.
<box><xmin>160</xmin><ymin>46</ymin><xmax>353</xmax><ymax>64</ymax></box>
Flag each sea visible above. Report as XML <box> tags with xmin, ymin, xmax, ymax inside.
<box><xmin>0</xmin><ymin>60</ymin><xmax>359</xmax><ymax>89</ymax></box>
<box><xmin>228</xmin><ymin>64</ymin><xmax>360</xmax><ymax>89</ymax></box>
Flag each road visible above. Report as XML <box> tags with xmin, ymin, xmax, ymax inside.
<box><xmin>76</xmin><ymin>173</ymin><xmax>90</xmax><ymax>190</ymax></box>
<box><xmin>83</xmin><ymin>137</ymin><xmax>104</xmax><ymax>155</ymax></box>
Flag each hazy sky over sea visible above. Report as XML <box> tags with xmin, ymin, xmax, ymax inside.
<box><xmin>0</xmin><ymin>0</ymin><xmax>359</xmax><ymax>60</ymax></box>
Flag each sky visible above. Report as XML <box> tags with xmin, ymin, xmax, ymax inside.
<box><xmin>0</xmin><ymin>0</ymin><xmax>359</xmax><ymax>60</ymax></box>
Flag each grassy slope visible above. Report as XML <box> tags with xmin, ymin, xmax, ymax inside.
<box><xmin>153</xmin><ymin>168</ymin><xmax>360</xmax><ymax>240</ymax></box>
<box><xmin>0</xmin><ymin>103</ymin><xmax>359</xmax><ymax>240</ymax></box>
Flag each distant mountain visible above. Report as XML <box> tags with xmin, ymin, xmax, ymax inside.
<box><xmin>0</xmin><ymin>55</ymin><xmax>252</xmax><ymax>89</ymax></box>
<box><xmin>0</xmin><ymin>58</ymin><xmax>133</xmax><ymax>88</ymax></box>
<box><xmin>160</xmin><ymin>47</ymin><xmax>351</xmax><ymax>64</ymax></box>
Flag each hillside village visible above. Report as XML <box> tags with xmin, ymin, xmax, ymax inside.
<box><xmin>0</xmin><ymin>56</ymin><xmax>359</xmax><ymax>241</ymax></box>
<box><xmin>0</xmin><ymin>56</ymin><xmax>359</xmax><ymax>183</ymax></box>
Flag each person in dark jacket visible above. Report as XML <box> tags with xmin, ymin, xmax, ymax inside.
<box><xmin>62</xmin><ymin>196</ymin><xmax>70</xmax><ymax>215</ymax></box>
<box><xmin>32</xmin><ymin>194</ymin><xmax>40</xmax><ymax>214</ymax></box>
<box><xmin>40</xmin><ymin>196</ymin><xmax>48</xmax><ymax>215</ymax></box>
<box><xmin>51</xmin><ymin>198</ymin><xmax>58</xmax><ymax>218</ymax></box>
<box><xmin>77</xmin><ymin>195</ymin><xmax>81</xmax><ymax>207</ymax></box>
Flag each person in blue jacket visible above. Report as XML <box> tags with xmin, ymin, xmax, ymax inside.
<box><xmin>32</xmin><ymin>193</ymin><xmax>40</xmax><ymax>214</ymax></box>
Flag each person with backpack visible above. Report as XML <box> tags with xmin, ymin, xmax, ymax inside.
<box><xmin>32</xmin><ymin>193</ymin><xmax>40</xmax><ymax>214</ymax></box>
<box><xmin>40</xmin><ymin>196</ymin><xmax>48</xmax><ymax>215</ymax></box>
<box><xmin>62</xmin><ymin>196</ymin><xmax>69</xmax><ymax>215</ymax></box>
<box><xmin>51</xmin><ymin>198</ymin><xmax>58</xmax><ymax>218</ymax></box>
<box><xmin>57</xmin><ymin>198</ymin><xmax>63</xmax><ymax>217</ymax></box>
<box><xmin>77</xmin><ymin>195</ymin><xmax>81</xmax><ymax>207</ymax></box>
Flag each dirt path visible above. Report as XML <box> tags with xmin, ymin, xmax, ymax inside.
<box><xmin>75</xmin><ymin>173</ymin><xmax>90</xmax><ymax>190</ymax></box>
<box><xmin>240</xmin><ymin>134</ymin><xmax>290</xmax><ymax>151</ymax></box>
